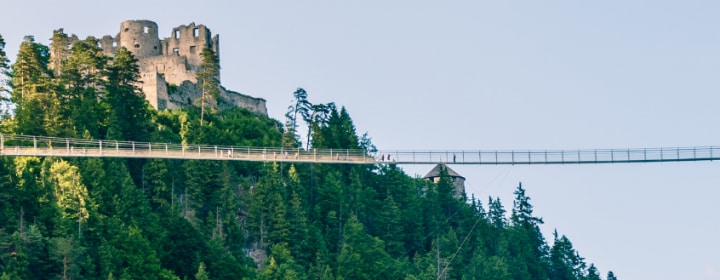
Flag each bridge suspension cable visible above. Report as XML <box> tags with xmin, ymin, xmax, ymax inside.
<box><xmin>1</xmin><ymin>134</ymin><xmax>719</xmax><ymax>165</ymax></box>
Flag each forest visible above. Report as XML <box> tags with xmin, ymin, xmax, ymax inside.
<box><xmin>0</xmin><ymin>32</ymin><xmax>617</xmax><ymax>279</ymax></box>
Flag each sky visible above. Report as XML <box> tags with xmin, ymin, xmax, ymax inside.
<box><xmin>2</xmin><ymin>1</ymin><xmax>720</xmax><ymax>279</ymax></box>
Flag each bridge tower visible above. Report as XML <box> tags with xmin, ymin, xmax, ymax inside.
<box><xmin>423</xmin><ymin>164</ymin><xmax>466</xmax><ymax>199</ymax></box>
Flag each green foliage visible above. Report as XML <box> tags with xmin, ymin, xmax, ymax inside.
<box><xmin>0</xmin><ymin>34</ymin><xmax>10</xmax><ymax>117</ymax></box>
<box><xmin>0</xmin><ymin>33</ymin><xmax>612</xmax><ymax>279</ymax></box>
<box><xmin>0</xmin><ymin>34</ymin><xmax>9</xmax><ymax>76</ymax></box>
<box><xmin>8</xmin><ymin>36</ymin><xmax>51</xmax><ymax>135</ymax></box>
<box><xmin>47</xmin><ymin>160</ymin><xmax>90</xmax><ymax>231</ymax></box>
<box><xmin>196</xmin><ymin>47</ymin><xmax>220</xmax><ymax>126</ymax></box>
<box><xmin>195</xmin><ymin>262</ymin><xmax>209</xmax><ymax>280</ymax></box>
<box><xmin>105</xmin><ymin>47</ymin><xmax>153</xmax><ymax>142</ymax></box>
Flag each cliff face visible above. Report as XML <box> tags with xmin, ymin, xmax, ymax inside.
<box><xmin>68</xmin><ymin>20</ymin><xmax>268</xmax><ymax>114</ymax></box>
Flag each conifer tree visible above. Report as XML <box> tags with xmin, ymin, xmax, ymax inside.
<box><xmin>47</xmin><ymin>160</ymin><xmax>90</xmax><ymax>235</ymax></box>
<box><xmin>286</xmin><ymin>165</ymin><xmax>311</xmax><ymax>264</ymax></box>
<box><xmin>509</xmin><ymin>183</ymin><xmax>549</xmax><ymax>280</ymax></box>
<box><xmin>586</xmin><ymin>264</ymin><xmax>602</xmax><ymax>280</ymax></box>
<box><xmin>49</xmin><ymin>236</ymin><xmax>85</xmax><ymax>280</ymax></box>
<box><xmin>0</xmin><ymin>34</ymin><xmax>11</xmax><ymax>117</ymax></box>
<box><xmin>60</xmin><ymin>37</ymin><xmax>109</xmax><ymax>138</ymax></box>
<box><xmin>282</xmin><ymin>89</ymin><xmax>302</xmax><ymax>148</ymax></box>
<box><xmin>196</xmin><ymin>47</ymin><xmax>220</xmax><ymax>126</ymax></box>
<box><xmin>337</xmin><ymin>214</ymin><xmax>398</xmax><ymax>279</ymax></box>
<box><xmin>105</xmin><ymin>47</ymin><xmax>152</xmax><ymax>141</ymax></box>
<box><xmin>283</xmin><ymin>88</ymin><xmax>310</xmax><ymax>148</ymax></box>
<box><xmin>10</xmin><ymin>36</ymin><xmax>51</xmax><ymax>135</ymax></box>
<box><xmin>195</xmin><ymin>262</ymin><xmax>209</xmax><ymax>280</ymax></box>
<box><xmin>49</xmin><ymin>29</ymin><xmax>71</xmax><ymax>76</ymax></box>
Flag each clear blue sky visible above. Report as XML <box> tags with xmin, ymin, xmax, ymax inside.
<box><xmin>2</xmin><ymin>1</ymin><xmax>720</xmax><ymax>279</ymax></box>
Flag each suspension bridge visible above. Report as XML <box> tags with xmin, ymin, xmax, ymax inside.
<box><xmin>1</xmin><ymin>134</ymin><xmax>719</xmax><ymax>165</ymax></box>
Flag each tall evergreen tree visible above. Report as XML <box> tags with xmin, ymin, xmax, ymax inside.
<box><xmin>47</xmin><ymin>160</ymin><xmax>90</xmax><ymax>236</ymax></box>
<box><xmin>283</xmin><ymin>88</ymin><xmax>310</xmax><ymax>148</ymax></box>
<box><xmin>105</xmin><ymin>47</ymin><xmax>152</xmax><ymax>141</ymax></box>
<box><xmin>59</xmin><ymin>37</ymin><xmax>109</xmax><ymax>138</ymax></box>
<box><xmin>0</xmin><ymin>34</ymin><xmax>11</xmax><ymax>117</ymax></box>
<box><xmin>196</xmin><ymin>47</ymin><xmax>220</xmax><ymax>127</ymax></box>
<box><xmin>194</xmin><ymin>262</ymin><xmax>209</xmax><ymax>280</ymax></box>
<box><xmin>586</xmin><ymin>264</ymin><xmax>602</xmax><ymax>280</ymax></box>
<box><xmin>509</xmin><ymin>183</ymin><xmax>549</xmax><ymax>280</ymax></box>
<box><xmin>9</xmin><ymin>36</ymin><xmax>51</xmax><ymax>135</ymax></box>
<box><xmin>337</xmin><ymin>214</ymin><xmax>399</xmax><ymax>279</ymax></box>
<box><xmin>49</xmin><ymin>29</ymin><xmax>71</xmax><ymax>76</ymax></box>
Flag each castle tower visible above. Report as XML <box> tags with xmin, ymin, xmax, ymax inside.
<box><xmin>118</xmin><ymin>20</ymin><xmax>162</xmax><ymax>58</ymax></box>
<box><xmin>163</xmin><ymin>22</ymin><xmax>219</xmax><ymax>70</ymax></box>
<box><xmin>423</xmin><ymin>164</ymin><xmax>466</xmax><ymax>199</ymax></box>
<box><xmin>74</xmin><ymin>20</ymin><xmax>267</xmax><ymax>114</ymax></box>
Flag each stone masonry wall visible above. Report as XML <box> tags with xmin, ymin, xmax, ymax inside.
<box><xmin>85</xmin><ymin>20</ymin><xmax>266</xmax><ymax>115</ymax></box>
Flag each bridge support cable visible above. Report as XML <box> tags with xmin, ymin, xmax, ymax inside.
<box><xmin>1</xmin><ymin>134</ymin><xmax>720</xmax><ymax>165</ymax></box>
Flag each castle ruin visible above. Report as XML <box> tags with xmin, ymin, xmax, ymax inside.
<box><xmin>84</xmin><ymin>20</ymin><xmax>267</xmax><ymax>114</ymax></box>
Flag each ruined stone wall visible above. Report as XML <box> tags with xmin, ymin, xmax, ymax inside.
<box><xmin>140</xmin><ymin>72</ymin><xmax>161</xmax><ymax>109</ymax></box>
<box><xmin>64</xmin><ymin>20</ymin><xmax>267</xmax><ymax>116</ymax></box>
<box><xmin>99</xmin><ymin>35</ymin><xmax>117</xmax><ymax>56</ymax></box>
<box><xmin>221</xmin><ymin>88</ymin><xmax>268</xmax><ymax>115</ymax></box>
<box><xmin>162</xmin><ymin>83</ymin><xmax>268</xmax><ymax>115</ymax></box>
<box><xmin>155</xmin><ymin>75</ymin><xmax>169</xmax><ymax>110</ymax></box>
<box><xmin>138</xmin><ymin>55</ymin><xmax>197</xmax><ymax>86</ymax></box>
<box><xmin>162</xmin><ymin>23</ymin><xmax>218</xmax><ymax>70</ymax></box>
<box><xmin>166</xmin><ymin>80</ymin><xmax>199</xmax><ymax>109</ymax></box>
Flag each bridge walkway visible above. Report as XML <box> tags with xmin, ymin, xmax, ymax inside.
<box><xmin>1</xmin><ymin>134</ymin><xmax>719</xmax><ymax>165</ymax></box>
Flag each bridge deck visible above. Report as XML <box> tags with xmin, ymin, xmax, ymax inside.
<box><xmin>1</xmin><ymin>134</ymin><xmax>719</xmax><ymax>165</ymax></box>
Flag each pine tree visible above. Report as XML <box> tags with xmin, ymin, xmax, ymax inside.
<box><xmin>10</xmin><ymin>36</ymin><xmax>51</xmax><ymax>135</ymax></box>
<box><xmin>0</xmin><ymin>33</ymin><xmax>9</xmax><ymax>79</ymax></box>
<box><xmin>283</xmin><ymin>88</ymin><xmax>310</xmax><ymax>148</ymax></box>
<box><xmin>586</xmin><ymin>264</ymin><xmax>602</xmax><ymax>280</ymax></box>
<box><xmin>304</xmin><ymin>102</ymin><xmax>333</xmax><ymax>150</ymax></box>
<box><xmin>196</xmin><ymin>47</ymin><xmax>220</xmax><ymax>126</ymax></box>
<box><xmin>464</xmin><ymin>250</ymin><xmax>511</xmax><ymax>280</ymax></box>
<box><xmin>549</xmin><ymin>230</ymin><xmax>587</xmax><ymax>280</ymax></box>
<box><xmin>59</xmin><ymin>37</ymin><xmax>109</xmax><ymax>138</ymax></box>
<box><xmin>105</xmin><ymin>47</ymin><xmax>152</xmax><ymax>141</ymax></box>
<box><xmin>47</xmin><ymin>160</ymin><xmax>90</xmax><ymax>236</ymax></box>
<box><xmin>282</xmin><ymin>90</ymin><xmax>302</xmax><ymax>148</ymax></box>
<box><xmin>49</xmin><ymin>29</ymin><xmax>71</xmax><ymax>76</ymax></box>
<box><xmin>336</xmin><ymin>214</ymin><xmax>398</xmax><ymax>279</ymax></box>
<box><xmin>256</xmin><ymin>243</ymin><xmax>305</xmax><ymax>279</ymax></box>
<box><xmin>509</xmin><ymin>183</ymin><xmax>549</xmax><ymax>280</ymax></box>
<box><xmin>156</xmin><ymin>213</ymin><xmax>206</xmax><ymax>279</ymax></box>
<box><xmin>195</xmin><ymin>262</ymin><xmax>210</xmax><ymax>280</ymax></box>
<box><xmin>0</xmin><ymin>34</ymin><xmax>11</xmax><ymax>117</ymax></box>
<box><xmin>49</xmin><ymin>236</ymin><xmax>85</xmax><ymax>280</ymax></box>
<box><xmin>286</xmin><ymin>165</ymin><xmax>311</xmax><ymax>264</ymax></box>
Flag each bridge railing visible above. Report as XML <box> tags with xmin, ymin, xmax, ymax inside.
<box><xmin>0</xmin><ymin>134</ymin><xmax>374</xmax><ymax>163</ymax></box>
<box><xmin>379</xmin><ymin>146</ymin><xmax>720</xmax><ymax>164</ymax></box>
<box><xmin>3</xmin><ymin>134</ymin><xmax>719</xmax><ymax>165</ymax></box>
